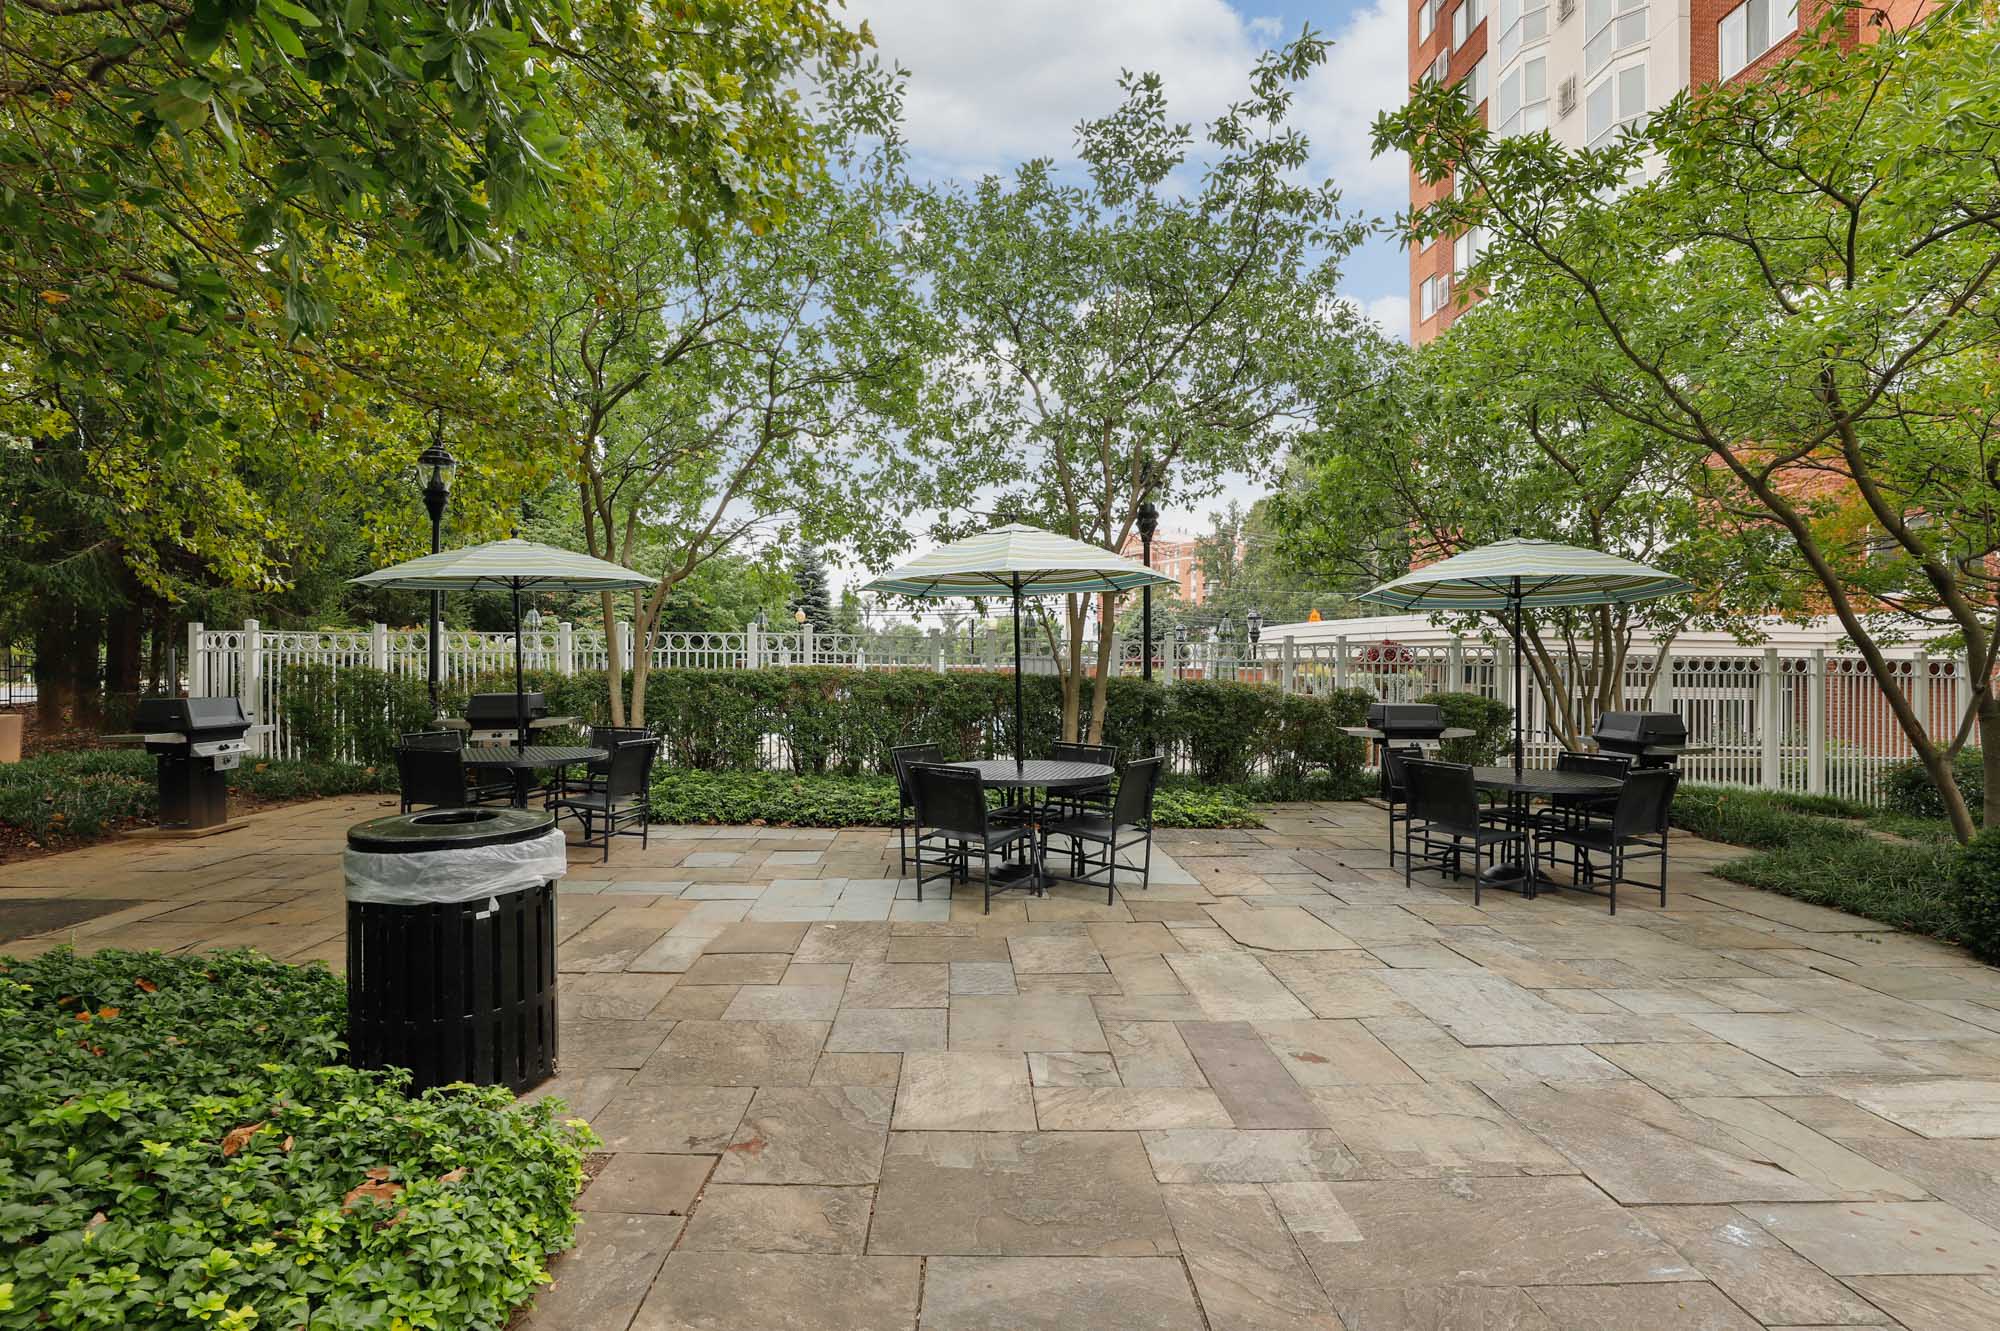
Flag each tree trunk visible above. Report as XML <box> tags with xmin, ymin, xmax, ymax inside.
<box><xmin>1980</xmin><ymin>695</ymin><xmax>2000</xmax><ymax>833</ymax></box>
<box><xmin>1086</xmin><ymin>591</ymin><xmax>1116</xmax><ymax>743</ymax></box>
<box><xmin>599</xmin><ymin>589</ymin><xmax>627</xmax><ymax>727</ymax></box>
<box><xmin>1060</xmin><ymin>595</ymin><xmax>1085</xmax><ymax>743</ymax></box>
<box><xmin>34</xmin><ymin>606</ymin><xmax>71</xmax><ymax>731</ymax></box>
<box><xmin>70</xmin><ymin>606</ymin><xmax>103</xmax><ymax>731</ymax></box>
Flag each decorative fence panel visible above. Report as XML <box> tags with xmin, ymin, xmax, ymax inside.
<box><xmin>189</xmin><ymin>618</ymin><xmax>1975</xmax><ymax>804</ymax></box>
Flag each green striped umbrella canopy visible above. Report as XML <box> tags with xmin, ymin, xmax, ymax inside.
<box><xmin>863</xmin><ymin>524</ymin><xmax>1174</xmax><ymax>762</ymax></box>
<box><xmin>863</xmin><ymin>523</ymin><xmax>1174</xmax><ymax>598</ymax></box>
<box><xmin>355</xmin><ymin>539</ymin><xmax>654</xmax><ymax>752</ymax></box>
<box><xmin>1360</xmin><ymin>537</ymin><xmax>1690</xmax><ymax>783</ymax></box>
<box><xmin>351</xmin><ymin>538</ymin><xmax>655</xmax><ymax>594</ymax></box>
<box><xmin>1359</xmin><ymin>537</ymin><xmax>1692</xmax><ymax>612</ymax></box>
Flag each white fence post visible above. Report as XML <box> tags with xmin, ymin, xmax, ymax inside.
<box><xmin>1808</xmin><ymin>648</ymin><xmax>1828</xmax><ymax>795</ymax></box>
<box><xmin>241</xmin><ymin>619</ymin><xmax>264</xmax><ymax>754</ymax></box>
<box><xmin>1650</xmin><ymin>650</ymin><xmax>1674</xmax><ymax>711</ymax></box>
<box><xmin>186</xmin><ymin>621</ymin><xmax>205</xmax><ymax>696</ymax></box>
<box><xmin>1760</xmin><ymin>647</ymin><xmax>1782</xmax><ymax>790</ymax></box>
<box><xmin>368</xmin><ymin>622</ymin><xmax>389</xmax><ymax>672</ymax></box>
<box><xmin>1280</xmin><ymin>636</ymin><xmax>1297</xmax><ymax>694</ymax></box>
<box><xmin>1334</xmin><ymin>635</ymin><xmax>1350</xmax><ymax>691</ymax></box>
<box><xmin>1912</xmin><ymin>649</ymin><xmax>1933</xmax><ymax>745</ymax></box>
<box><xmin>803</xmin><ymin>625</ymin><xmax>816</xmax><ymax>665</ymax></box>
<box><xmin>558</xmin><ymin>620</ymin><xmax>575</xmax><ymax>675</ymax></box>
<box><xmin>934</xmin><ymin>645</ymin><xmax>946</xmax><ymax>674</ymax></box>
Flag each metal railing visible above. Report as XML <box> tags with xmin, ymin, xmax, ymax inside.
<box><xmin>186</xmin><ymin>618</ymin><xmax>1977</xmax><ymax>803</ymax></box>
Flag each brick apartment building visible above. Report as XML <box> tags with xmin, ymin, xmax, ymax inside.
<box><xmin>1117</xmin><ymin>531</ymin><xmax>1217</xmax><ymax>604</ymax></box>
<box><xmin>1408</xmin><ymin>0</ymin><xmax>1935</xmax><ymax>343</ymax></box>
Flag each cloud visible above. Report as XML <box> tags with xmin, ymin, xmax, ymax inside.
<box><xmin>1364</xmin><ymin>293</ymin><xmax>1411</xmax><ymax>341</ymax></box>
<box><xmin>852</xmin><ymin>0</ymin><xmax>1259</xmax><ymax>174</ymax></box>
<box><xmin>1296</xmin><ymin>0</ymin><xmax>1411</xmax><ymax>216</ymax></box>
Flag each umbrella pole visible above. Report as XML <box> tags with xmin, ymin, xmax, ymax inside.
<box><xmin>1512</xmin><ymin>576</ymin><xmax>1525</xmax><ymax>781</ymax></box>
<box><xmin>513</xmin><ymin>582</ymin><xmax>526</xmax><ymax>756</ymax></box>
<box><xmin>1012</xmin><ymin>575</ymin><xmax>1024</xmax><ymax>766</ymax></box>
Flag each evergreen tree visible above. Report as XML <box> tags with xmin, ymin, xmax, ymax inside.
<box><xmin>790</xmin><ymin>546</ymin><xmax>834</xmax><ymax>631</ymax></box>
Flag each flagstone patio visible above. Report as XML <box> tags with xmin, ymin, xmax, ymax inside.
<box><xmin>6</xmin><ymin>795</ymin><xmax>2000</xmax><ymax>1329</ymax></box>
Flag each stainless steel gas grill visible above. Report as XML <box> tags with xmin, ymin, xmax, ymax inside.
<box><xmin>135</xmin><ymin>697</ymin><xmax>255</xmax><ymax>830</ymax></box>
<box><xmin>1593</xmin><ymin>711</ymin><xmax>1702</xmax><ymax>768</ymax></box>
<box><xmin>460</xmin><ymin>691</ymin><xmax>548</xmax><ymax>745</ymax></box>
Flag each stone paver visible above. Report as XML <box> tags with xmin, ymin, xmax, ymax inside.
<box><xmin>15</xmin><ymin>795</ymin><xmax>2000</xmax><ymax>1329</ymax></box>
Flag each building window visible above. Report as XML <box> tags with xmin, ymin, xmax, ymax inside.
<box><xmin>1452</xmin><ymin>0</ymin><xmax>1484</xmax><ymax>47</ymax></box>
<box><xmin>1453</xmin><ymin>226</ymin><xmax>1487</xmax><ymax>276</ymax></box>
<box><xmin>1718</xmin><ymin>0</ymin><xmax>1798</xmax><ymax>79</ymax></box>
<box><xmin>1583</xmin><ymin>0</ymin><xmax>1647</xmax><ymax>75</ymax></box>
<box><xmin>1586</xmin><ymin>61</ymin><xmax>1646</xmax><ymax>144</ymax></box>
<box><xmin>1419</xmin><ymin>0</ymin><xmax>1440</xmax><ymax>41</ymax></box>
<box><xmin>1461</xmin><ymin>54</ymin><xmax>1489</xmax><ymax>110</ymax></box>
<box><xmin>1419</xmin><ymin>272</ymin><xmax>1452</xmax><ymax>321</ymax></box>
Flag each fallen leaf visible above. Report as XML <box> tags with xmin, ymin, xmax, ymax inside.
<box><xmin>343</xmin><ymin>1179</ymin><xmax>404</xmax><ymax>1212</ymax></box>
<box><xmin>437</xmin><ymin>1167</ymin><xmax>468</xmax><ymax>1185</ymax></box>
<box><xmin>96</xmin><ymin>1006</ymin><xmax>119</xmax><ymax>1020</ymax></box>
<box><xmin>135</xmin><ymin>979</ymin><xmax>158</xmax><ymax>994</ymax></box>
<box><xmin>87</xmin><ymin>1211</ymin><xmax>108</xmax><ymax>1231</ymax></box>
<box><xmin>280</xmin><ymin>1136</ymin><xmax>294</xmax><ymax>1154</ymax></box>
<box><xmin>221</xmin><ymin>1123</ymin><xmax>264</xmax><ymax>1157</ymax></box>
<box><xmin>363</xmin><ymin>1166</ymin><xmax>392</xmax><ymax>1182</ymax></box>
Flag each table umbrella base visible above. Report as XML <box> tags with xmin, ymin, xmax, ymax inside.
<box><xmin>1477</xmin><ymin>860</ymin><xmax>1546</xmax><ymax>897</ymax></box>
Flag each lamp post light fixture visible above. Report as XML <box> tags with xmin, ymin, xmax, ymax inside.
<box><xmin>1247</xmin><ymin>607</ymin><xmax>1263</xmax><ymax>648</ymax></box>
<box><xmin>418</xmin><ymin>441</ymin><xmax>456</xmax><ymax>715</ymax></box>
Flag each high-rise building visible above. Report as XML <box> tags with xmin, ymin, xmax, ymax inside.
<box><xmin>1407</xmin><ymin>0</ymin><xmax>1852</xmax><ymax>344</ymax></box>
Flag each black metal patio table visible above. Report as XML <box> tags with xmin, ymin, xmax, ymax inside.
<box><xmin>956</xmin><ymin>758</ymin><xmax>1116</xmax><ymax>892</ymax></box>
<box><xmin>463</xmin><ymin>745</ymin><xmax>608</xmax><ymax>809</ymax></box>
<box><xmin>1470</xmin><ymin>765</ymin><xmax>1625</xmax><ymax>896</ymax></box>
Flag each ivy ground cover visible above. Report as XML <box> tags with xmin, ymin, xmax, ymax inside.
<box><xmin>0</xmin><ymin>949</ymin><xmax>592</xmax><ymax>1330</ymax></box>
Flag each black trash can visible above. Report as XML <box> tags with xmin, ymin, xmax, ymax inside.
<box><xmin>344</xmin><ymin>807</ymin><xmax>566</xmax><ymax>1093</ymax></box>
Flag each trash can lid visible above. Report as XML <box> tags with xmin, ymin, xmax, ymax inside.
<box><xmin>347</xmin><ymin>807</ymin><xmax>557</xmax><ymax>854</ymax></box>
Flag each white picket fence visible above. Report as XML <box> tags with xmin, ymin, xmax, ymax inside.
<box><xmin>189</xmin><ymin>619</ymin><xmax>1976</xmax><ymax>805</ymax></box>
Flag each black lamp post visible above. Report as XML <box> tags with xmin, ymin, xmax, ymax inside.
<box><xmin>1137</xmin><ymin>471</ymin><xmax>1159</xmax><ymax>683</ymax></box>
<box><xmin>418</xmin><ymin>442</ymin><xmax>456</xmax><ymax>715</ymax></box>
<box><xmin>1247</xmin><ymin>607</ymin><xmax>1263</xmax><ymax>649</ymax></box>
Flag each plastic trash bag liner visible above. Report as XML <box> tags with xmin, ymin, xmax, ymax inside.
<box><xmin>344</xmin><ymin>828</ymin><xmax>568</xmax><ymax>905</ymax></box>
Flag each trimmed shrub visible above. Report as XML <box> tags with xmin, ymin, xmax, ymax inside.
<box><xmin>1671</xmin><ymin>784</ymin><xmax>1871</xmax><ymax>851</ymax></box>
<box><xmin>1419</xmin><ymin>691</ymin><xmax>1513</xmax><ymax>765</ymax></box>
<box><xmin>0</xmin><ymin>947</ymin><xmax>592</xmax><ymax>1330</ymax></box>
<box><xmin>1953</xmin><ymin>828</ymin><xmax>2000</xmax><ymax>964</ymax></box>
<box><xmin>280</xmin><ymin>662</ymin><xmax>434</xmax><ymax>766</ymax></box>
<box><xmin>1879</xmin><ymin>750</ymin><xmax>1984</xmax><ymax>822</ymax></box>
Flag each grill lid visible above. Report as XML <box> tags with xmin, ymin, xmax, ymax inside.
<box><xmin>135</xmin><ymin>696</ymin><xmax>252</xmax><ymax>735</ymax></box>
<box><xmin>1366</xmin><ymin>702</ymin><xmax>1447</xmax><ymax>739</ymax></box>
<box><xmin>1593</xmin><ymin>711</ymin><xmax>1689</xmax><ymax>748</ymax></box>
<box><xmin>464</xmin><ymin>692</ymin><xmax>547</xmax><ymax>724</ymax></box>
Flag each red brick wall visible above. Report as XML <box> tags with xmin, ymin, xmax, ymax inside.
<box><xmin>1691</xmin><ymin>0</ymin><xmax>1933</xmax><ymax>88</ymax></box>
<box><xmin>1409</xmin><ymin>2</ymin><xmax>1489</xmax><ymax>345</ymax></box>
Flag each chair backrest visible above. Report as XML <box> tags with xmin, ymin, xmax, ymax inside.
<box><xmin>604</xmin><ymin>737</ymin><xmax>657</xmax><ymax>801</ymax></box>
<box><xmin>1383</xmin><ymin>745</ymin><xmax>1419</xmax><ymax>797</ymax></box>
<box><xmin>1557</xmin><ymin>749</ymin><xmax>1630</xmax><ymax>781</ymax></box>
<box><xmin>1111</xmin><ymin>757</ymin><xmax>1163</xmax><ymax>827</ymax></box>
<box><xmin>1051</xmin><ymin>741</ymin><xmax>1118</xmax><ymax>767</ymax></box>
<box><xmin>400</xmin><ymin>729</ymin><xmax>462</xmax><ymax>752</ymax></box>
<box><xmin>590</xmin><ymin>726</ymin><xmax>653</xmax><ymax>773</ymax></box>
<box><xmin>1403</xmin><ymin>758</ymin><xmax>1480</xmax><ymax>832</ymax></box>
<box><xmin>1611</xmin><ymin>767</ymin><xmax>1678</xmax><ymax>839</ymax></box>
<box><xmin>910</xmin><ymin>763</ymin><xmax>987</xmax><ymax>839</ymax></box>
<box><xmin>398</xmin><ymin>745</ymin><xmax>468</xmax><ymax>807</ymax></box>
<box><xmin>890</xmin><ymin>743</ymin><xmax>944</xmax><ymax>797</ymax></box>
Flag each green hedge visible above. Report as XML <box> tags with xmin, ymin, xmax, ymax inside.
<box><xmin>1879</xmin><ymin>750</ymin><xmax>1985</xmax><ymax>822</ymax></box>
<box><xmin>280</xmin><ymin>665</ymin><xmax>612</xmax><ymax>767</ymax></box>
<box><xmin>0</xmin><ymin>947</ymin><xmax>592</xmax><ymax>1330</ymax></box>
<box><xmin>647</xmin><ymin>768</ymin><xmax>1264</xmax><ymax>829</ymax></box>
<box><xmin>0</xmin><ymin>751</ymin><xmax>396</xmax><ymax>846</ymax></box>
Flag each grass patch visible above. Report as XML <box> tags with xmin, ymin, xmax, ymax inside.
<box><xmin>646</xmin><ymin>767</ymin><xmax>1267</xmax><ymax>830</ymax></box>
<box><xmin>0</xmin><ymin>947</ymin><xmax>592</xmax><ymax>1330</ymax></box>
<box><xmin>1672</xmin><ymin>782</ymin><xmax>1965</xmax><ymax>942</ymax></box>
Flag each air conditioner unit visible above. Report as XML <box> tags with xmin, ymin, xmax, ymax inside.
<box><xmin>1557</xmin><ymin>75</ymin><xmax>1578</xmax><ymax>117</ymax></box>
<box><xmin>1557</xmin><ymin>0</ymin><xmax>1576</xmax><ymax>21</ymax></box>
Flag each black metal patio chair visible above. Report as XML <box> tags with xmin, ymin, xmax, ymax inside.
<box><xmin>891</xmin><ymin>742</ymin><xmax>948</xmax><ymax>875</ymax></box>
<box><xmin>1383</xmin><ymin>744</ymin><xmax>1420</xmax><ymax>864</ymax></box>
<box><xmin>908</xmin><ymin>763</ymin><xmax>1040</xmax><ymax>913</ymax></box>
<box><xmin>1534</xmin><ymin>766</ymin><xmax>1678</xmax><ymax>914</ymax></box>
<box><xmin>1402</xmin><ymin>758</ymin><xmax>1524</xmax><ymax>905</ymax></box>
<box><xmin>551</xmin><ymin>737</ymin><xmax>657</xmax><ymax>862</ymax></box>
<box><xmin>1533</xmin><ymin>749</ymin><xmax>1632</xmax><ymax>834</ymax></box>
<box><xmin>1042</xmin><ymin>756</ymin><xmax>1162</xmax><ymax>905</ymax></box>
<box><xmin>396</xmin><ymin>739</ymin><xmax>511</xmax><ymax>814</ymax></box>
<box><xmin>545</xmin><ymin>725</ymin><xmax>653</xmax><ymax>807</ymax></box>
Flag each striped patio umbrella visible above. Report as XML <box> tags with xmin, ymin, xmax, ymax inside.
<box><xmin>1359</xmin><ymin>537</ymin><xmax>1691</xmax><ymax>777</ymax></box>
<box><xmin>863</xmin><ymin>524</ymin><xmax>1174</xmax><ymax>761</ymax></box>
<box><xmin>354</xmin><ymin>539</ymin><xmax>654</xmax><ymax>751</ymax></box>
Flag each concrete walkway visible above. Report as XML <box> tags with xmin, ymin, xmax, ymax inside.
<box><xmin>5</xmin><ymin>795</ymin><xmax>2000</xmax><ymax>1330</ymax></box>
